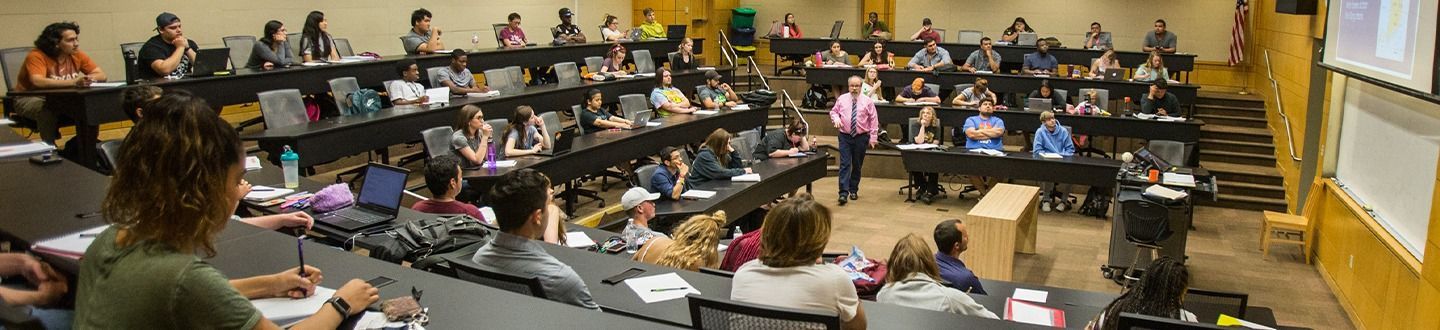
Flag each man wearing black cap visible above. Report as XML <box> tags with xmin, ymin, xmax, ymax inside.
<box><xmin>138</xmin><ymin>12</ymin><xmax>198</xmax><ymax>81</ymax></box>
<box><xmin>696</xmin><ymin>70</ymin><xmax>738</xmax><ymax>109</ymax></box>
<box><xmin>1141</xmin><ymin>79</ymin><xmax>1180</xmax><ymax>116</ymax></box>
<box><xmin>553</xmin><ymin>8</ymin><xmax>586</xmax><ymax>44</ymax></box>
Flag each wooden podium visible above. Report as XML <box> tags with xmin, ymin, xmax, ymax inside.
<box><xmin>963</xmin><ymin>183</ymin><xmax>1040</xmax><ymax>281</ymax></box>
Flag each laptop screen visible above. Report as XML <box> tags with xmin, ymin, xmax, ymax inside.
<box><xmin>829</xmin><ymin>21</ymin><xmax>844</xmax><ymax>39</ymax></box>
<box><xmin>358</xmin><ymin>164</ymin><xmax>408</xmax><ymax>211</ymax></box>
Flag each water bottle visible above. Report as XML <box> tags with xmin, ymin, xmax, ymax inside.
<box><xmin>486</xmin><ymin>143</ymin><xmax>498</xmax><ymax>171</ymax></box>
<box><xmin>280</xmin><ymin>146</ymin><xmax>300</xmax><ymax>189</ymax></box>
<box><xmin>733</xmin><ymin>226</ymin><xmax>743</xmax><ymax>239</ymax></box>
<box><xmin>624</xmin><ymin>219</ymin><xmax>641</xmax><ymax>254</ymax></box>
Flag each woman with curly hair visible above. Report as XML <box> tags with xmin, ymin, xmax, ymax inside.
<box><xmin>633</xmin><ymin>211</ymin><xmax>726</xmax><ymax>271</ymax></box>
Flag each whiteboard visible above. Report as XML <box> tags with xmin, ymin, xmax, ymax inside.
<box><xmin>1334</xmin><ymin>79</ymin><xmax>1440</xmax><ymax>259</ymax></box>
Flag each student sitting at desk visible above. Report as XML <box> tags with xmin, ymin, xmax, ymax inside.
<box><xmin>1088</xmin><ymin>48</ymin><xmax>1122</xmax><ymax>79</ymax></box>
<box><xmin>246</xmin><ymin>20</ymin><xmax>294</xmax><ymax>69</ymax></box>
<box><xmin>451</xmin><ymin>105</ymin><xmax>493</xmax><ymax>168</ymax></box>
<box><xmin>651</xmin><ymin>67</ymin><xmax>700</xmax><ymax>116</ymax></box>
<box><xmin>472</xmin><ymin>168</ymin><xmax>600</xmax><ymax>310</ymax></box>
<box><xmin>1028</xmin><ymin>80</ymin><xmax>1067</xmax><ymax>110</ymax></box>
<box><xmin>755</xmin><ymin>119</ymin><xmax>815</xmax><ymax>160</ymax></box>
<box><xmin>1000</xmin><ymin>17</ymin><xmax>1034</xmax><ymax>44</ymax></box>
<box><xmin>502</xmin><ymin>106</ymin><xmax>551</xmax><ymax>157</ymax></box>
<box><xmin>412</xmin><ymin>155</ymin><xmax>486</xmax><ymax>221</ymax></box>
<box><xmin>823</xmin><ymin>41</ymin><xmax>852</xmax><ymax>66</ymax></box>
<box><xmin>863</xmin><ymin>12</ymin><xmax>891</xmax><ymax>40</ymax></box>
<box><xmin>579</xmin><ymin>89</ymin><xmax>634</xmax><ymax>132</ymax></box>
<box><xmin>437</xmin><ymin>49</ymin><xmax>490</xmax><ymax>95</ymax></box>
<box><xmin>138</xmin><ymin>12</ymin><xmax>198</xmax><ymax>81</ymax></box>
<box><xmin>1033</xmin><ymin>111</ymin><xmax>1077</xmax><ymax>212</ymax></box>
<box><xmin>552</xmin><ymin>8</ymin><xmax>586</xmax><ymax>44</ymax></box>
<box><xmin>1141</xmin><ymin>80</ymin><xmax>1180</xmax><ymax>116</ymax></box>
<box><xmin>1088</xmin><ymin>257</ymin><xmax>1196</xmax><ymax>330</ymax></box>
<box><xmin>121</xmin><ymin>86</ymin><xmax>163</xmax><ymax>123</ymax></box>
<box><xmin>697</xmin><ymin>70</ymin><xmax>739</xmax><ymax>109</ymax></box>
<box><xmin>1084</xmin><ymin>22</ymin><xmax>1113</xmax><ymax>50</ymax></box>
<box><xmin>635</xmin><ymin>212</ymin><xmax>725</xmax><ymax>271</ymax></box>
<box><xmin>299</xmin><ymin>11</ymin><xmax>340</xmax><ymax>63</ymax></box>
<box><xmin>387</xmin><ymin>60</ymin><xmax>428</xmax><ymax>105</ymax></box>
<box><xmin>961</xmin><ymin>37</ymin><xmax>1002</xmax><ymax>73</ymax></box>
<box><xmin>688</xmin><ymin>128</ymin><xmax>752</xmax><ymax>183</ymax></box>
<box><xmin>878</xmin><ymin>234</ymin><xmax>998</xmax><ymax>319</ymax></box>
<box><xmin>621</xmin><ymin>187</ymin><xmax>668</xmax><ymax>242</ymax></box>
<box><xmin>14</xmin><ymin>21</ymin><xmax>109</xmax><ymax>145</ymax></box>
<box><xmin>1022</xmin><ymin>39</ymin><xmax>1059</xmax><ymax>75</ymax></box>
<box><xmin>732</xmin><ymin>194</ymin><xmax>867</xmax><ymax>330</ymax></box>
<box><xmin>963</xmin><ymin>99</ymin><xmax>1005</xmax><ymax>195</ymax></box>
<box><xmin>910</xmin><ymin>107</ymin><xmax>942</xmax><ymax>204</ymax></box>
<box><xmin>1133</xmin><ymin>51</ymin><xmax>1169</xmax><ymax>83</ymax></box>
<box><xmin>499</xmin><ymin>12</ymin><xmax>528</xmax><ymax>49</ymax></box>
<box><xmin>933</xmin><ymin>219</ymin><xmax>987</xmax><ymax>294</ymax></box>
<box><xmin>672</xmin><ymin>38</ymin><xmax>698</xmax><ymax>71</ymax></box>
<box><xmin>402</xmin><ymin>8</ymin><xmax>444</xmax><ymax>55</ymax></box>
<box><xmin>907</xmin><ymin>39</ymin><xmax>954</xmax><ymax>73</ymax></box>
<box><xmin>78</xmin><ymin>92</ymin><xmax>380</xmax><ymax>329</ymax></box>
<box><xmin>770</xmin><ymin>13</ymin><xmax>804</xmax><ymax>38</ymax></box>
<box><xmin>858</xmin><ymin>40</ymin><xmax>896</xmax><ymax>70</ymax></box>
<box><xmin>601</xmin><ymin>15</ymin><xmax>629</xmax><ymax>42</ymax></box>
<box><xmin>1143</xmin><ymin>19</ymin><xmax>1178</xmax><ymax>54</ymax></box>
<box><xmin>652</xmin><ymin>146</ymin><xmax>691</xmax><ymax>200</ymax></box>
<box><xmin>0</xmin><ymin>252</ymin><xmax>70</xmax><ymax>328</ymax></box>
<box><xmin>910</xmin><ymin>18</ymin><xmax>941</xmax><ymax>43</ymax></box>
<box><xmin>639</xmin><ymin>8</ymin><xmax>666</xmax><ymax>40</ymax></box>
<box><xmin>600</xmin><ymin>44</ymin><xmax>631</xmax><ymax>77</ymax></box>
<box><xmin>860</xmin><ymin>67</ymin><xmax>886</xmax><ymax>102</ymax></box>
<box><xmin>952</xmin><ymin>78</ymin><xmax>996</xmax><ymax>107</ymax></box>
<box><xmin>895</xmin><ymin>78</ymin><xmax>940</xmax><ymax>103</ymax></box>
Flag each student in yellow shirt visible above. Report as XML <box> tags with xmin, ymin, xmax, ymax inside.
<box><xmin>639</xmin><ymin>8</ymin><xmax>666</xmax><ymax>40</ymax></box>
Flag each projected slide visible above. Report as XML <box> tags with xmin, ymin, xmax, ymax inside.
<box><xmin>1374</xmin><ymin>0</ymin><xmax>1408</xmax><ymax>61</ymax></box>
<box><xmin>1335</xmin><ymin>0</ymin><xmax>1418</xmax><ymax>78</ymax></box>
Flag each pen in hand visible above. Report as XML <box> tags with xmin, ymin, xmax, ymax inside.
<box><xmin>296</xmin><ymin>234</ymin><xmax>308</xmax><ymax>296</ymax></box>
<box><xmin>650</xmin><ymin>287</ymin><xmax>689</xmax><ymax>292</ymax></box>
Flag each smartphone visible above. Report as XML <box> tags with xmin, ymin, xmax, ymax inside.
<box><xmin>601</xmin><ymin>268</ymin><xmax>645</xmax><ymax>285</ymax></box>
<box><xmin>366</xmin><ymin>276</ymin><xmax>397</xmax><ymax>289</ymax></box>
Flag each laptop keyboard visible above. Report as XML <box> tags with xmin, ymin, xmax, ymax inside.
<box><xmin>337</xmin><ymin>208</ymin><xmax>387</xmax><ymax>224</ymax></box>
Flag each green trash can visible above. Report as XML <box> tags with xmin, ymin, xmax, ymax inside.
<box><xmin>732</xmin><ymin>8</ymin><xmax>756</xmax><ymax>29</ymax></box>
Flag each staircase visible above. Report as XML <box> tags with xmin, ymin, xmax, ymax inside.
<box><xmin>1193</xmin><ymin>92</ymin><xmax>1287</xmax><ymax>212</ymax></box>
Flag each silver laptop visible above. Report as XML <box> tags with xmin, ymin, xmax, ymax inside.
<box><xmin>627</xmin><ymin>110</ymin><xmax>653</xmax><ymax>129</ymax></box>
<box><xmin>1017</xmin><ymin>32</ymin><xmax>1039</xmax><ymax>47</ymax></box>
<box><xmin>628</xmin><ymin>28</ymin><xmax>644</xmax><ymax>40</ymax></box>
<box><xmin>314</xmin><ymin>163</ymin><xmax>408</xmax><ymax>232</ymax></box>
<box><xmin>1103</xmin><ymin>69</ymin><xmax>1125</xmax><ymax>81</ymax></box>
<box><xmin>1026</xmin><ymin>98</ymin><xmax>1053</xmax><ymax>112</ymax></box>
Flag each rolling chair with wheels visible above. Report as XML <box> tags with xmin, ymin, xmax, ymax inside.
<box><xmin>483</xmin><ymin>68</ymin><xmax>514</xmax><ymax>91</ymax></box>
<box><xmin>543</xmin><ymin>112</ymin><xmax>606</xmax><ymax>210</ymax></box>
<box><xmin>96</xmin><ymin>139</ymin><xmax>124</xmax><ymax>175</ymax></box>
<box><xmin>333</xmin><ymin>38</ymin><xmax>354</xmax><ymax>57</ymax></box>
<box><xmin>898</xmin><ymin>118</ymin><xmax>947</xmax><ymax>202</ymax></box>
<box><xmin>687</xmin><ymin>295</ymin><xmax>840</xmax><ymax>330</ymax></box>
<box><xmin>957</xmin><ymin>30</ymin><xmax>983</xmax><ymax>44</ymax></box>
<box><xmin>1</xmin><ymin>47</ymin><xmax>42</xmax><ymax>132</ymax></box>
<box><xmin>632</xmin><ymin>49</ymin><xmax>656</xmax><ymax>74</ymax></box>
<box><xmin>583</xmin><ymin>56</ymin><xmax>604</xmax><ymax>74</ymax></box>
<box><xmin>426</xmin><ymin>66</ymin><xmax>447</xmax><ymax>89</ymax></box>
<box><xmin>1118</xmin><ymin>198</ymin><xmax>1173</xmax><ymax>287</ymax></box>
<box><xmin>634</xmin><ymin>164</ymin><xmax>659</xmax><ymax>193</ymax></box>
<box><xmin>618</xmin><ymin>94</ymin><xmax>650</xmax><ymax>120</ymax></box>
<box><xmin>221</xmin><ymin>36</ymin><xmax>256</xmax><ymax>70</ymax></box>
<box><xmin>286</xmin><ymin>33</ymin><xmax>302</xmax><ymax>58</ymax></box>
<box><xmin>449</xmin><ymin>256</ymin><xmax>548</xmax><ymax>299</ymax></box>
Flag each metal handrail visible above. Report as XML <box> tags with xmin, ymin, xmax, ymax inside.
<box><xmin>746</xmin><ymin>56</ymin><xmax>770</xmax><ymax>90</ymax></box>
<box><xmin>781</xmin><ymin>90</ymin><xmax>808</xmax><ymax>129</ymax></box>
<box><xmin>1263</xmin><ymin>50</ymin><xmax>1302</xmax><ymax>162</ymax></box>
<box><xmin>716</xmin><ymin>30</ymin><xmax>736</xmax><ymax>67</ymax></box>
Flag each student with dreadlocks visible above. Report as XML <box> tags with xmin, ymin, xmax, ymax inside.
<box><xmin>1086</xmin><ymin>257</ymin><xmax>1196</xmax><ymax>330</ymax></box>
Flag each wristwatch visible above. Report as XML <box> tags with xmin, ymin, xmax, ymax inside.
<box><xmin>326</xmin><ymin>297</ymin><xmax>351</xmax><ymax>316</ymax></box>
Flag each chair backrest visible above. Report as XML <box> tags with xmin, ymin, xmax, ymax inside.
<box><xmin>0</xmin><ymin>47</ymin><xmax>31</xmax><ymax>91</ymax></box>
<box><xmin>286</xmin><ymin>33</ymin><xmax>302</xmax><ymax>58</ymax></box>
<box><xmin>957</xmin><ymin>30</ymin><xmax>984</xmax><ymax>44</ymax></box>
<box><xmin>584</xmin><ymin>56</ymin><xmax>605</xmax><ymax>73</ymax></box>
<box><xmin>120</xmin><ymin>42</ymin><xmax>145</xmax><ymax>83</ymax></box>
<box><xmin>932</xmin><ymin>28</ymin><xmax>947</xmax><ymax>42</ymax></box>
<box><xmin>907</xmin><ymin>118</ymin><xmax>920</xmax><ymax>144</ymax></box>
<box><xmin>924</xmin><ymin>83</ymin><xmax>941</xmax><ymax>99</ymax></box>
<box><xmin>483</xmin><ymin>68</ymin><xmax>513</xmax><ymax>91</ymax></box>
<box><xmin>485</xmin><ymin>119</ymin><xmax>508</xmax><ymax>147</ymax></box>
<box><xmin>1079</xmin><ymin>88</ymin><xmax>1110</xmax><ymax>109</ymax></box>
<box><xmin>492</xmin><ymin>23</ymin><xmax>509</xmax><ymax>48</ymax></box>
<box><xmin>426</xmin><ymin>66</ymin><xmax>447</xmax><ymax>89</ymax></box>
<box><xmin>539</xmin><ymin>112</ymin><xmax>562</xmax><ymax>140</ymax></box>
<box><xmin>733</xmin><ymin>130</ymin><xmax>760</xmax><ymax>164</ymax></box>
<box><xmin>698</xmin><ymin>267</ymin><xmax>736</xmax><ymax>278</ymax></box>
<box><xmin>333</xmin><ymin>38</ymin><xmax>355</xmax><ymax>57</ymax></box>
<box><xmin>619</xmin><ymin>94</ymin><xmax>650</xmax><ymax>119</ymax></box>
<box><xmin>97</xmin><ymin>139</ymin><xmax>124</xmax><ymax>173</ymax></box>
<box><xmin>221</xmin><ymin>36</ymin><xmax>256</xmax><ymax>70</ymax></box>
<box><xmin>1115</xmin><ymin>312</ymin><xmax>1224</xmax><ymax>330</ymax></box>
<box><xmin>1121</xmin><ymin>198</ymin><xmax>1172</xmax><ymax>245</ymax></box>
<box><xmin>504</xmin><ymin>66</ymin><xmax>525</xmax><ymax>88</ymax></box>
<box><xmin>1183</xmin><ymin>288</ymin><xmax>1249</xmax><ymax>319</ymax></box>
<box><xmin>421</xmin><ymin>126</ymin><xmax>455</xmax><ymax>159</ymax></box>
<box><xmin>635</xmin><ymin>164</ymin><xmax>660</xmax><ymax>193</ymax></box>
<box><xmin>328</xmin><ymin>77</ymin><xmax>360</xmax><ymax>115</ymax></box>
<box><xmin>688</xmin><ymin>295</ymin><xmax>841</xmax><ymax>330</ymax></box>
<box><xmin>632</xmin><ymin>49</ymin><xmax>656</xmax><ymax>74</ymax></box>
<box><xmin>257</xmin><ymin>89</ymin><xmax>309</xmax><ymax>129</ymax></box>
<box><xmin>667</xmin><ymin>52</ymin><xmax>681</xmax><ymax>67</ymax></box>
<box><xmin>554</xmin><ymin>62</ymin><xmax>581</xmax><ymax>85</ymax></box>
<box><xmin>1053</xmin><ymin>89</ymin><xmax>1069</xmax><ymax>105</ymax></box>
<box><xmin>570</xmin><ymin>105</ymin><xmax>588</xmax><ymax>134</ymax></box>
<box><xmin>451</xmin><ymin>258</ymin><xmax>548</xmax><ymax>299</ymax></box>
<box><xmin>1148</xmin><ymin>140</ymin><xmax>1186</xmax><ymax>166</ymax></box>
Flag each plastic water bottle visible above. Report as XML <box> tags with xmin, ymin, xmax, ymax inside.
<box><xmin>624</xmin><ymin>219</ymin><xmax>641</xmax><ymax>254</ymax></box>
<box><xmin>280</xmin><ymin>146</ymin><xmax>300</xmax><ymax>189</ymax></box>
<box><xmin>733</xmin><ymin>226</ymin><xmax>743</xmax><ymax>239</ymax></box>
<box><xmin>486</xmin><ymin>143</ymin><xmax>498</xmax><ymax>171</ymax></box>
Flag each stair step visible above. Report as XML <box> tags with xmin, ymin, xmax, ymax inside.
<box><xmin>1201</xmin><ymin>161</ymin><xmax>1283</xmax><ymax>186</ymax></box>
<box><xmin>1201</xmin><ymin>126</ymin><xmax>1272</xmax><ymax>144</ymax></box>
<box><xmin>1198</xmin><ymin>194</ymin><xmax>1287</xmax><ymax>212</ymax></box>
<box><xmin>1200</xmin><ymin>149</ymin><xmax>1276</xmax><ymax>166</ymax></box>
<box><xmin>1195</xmin><ymin>104</ymin><xmax>1267</xmax><ymax>118</ymax></box>
<box><xmin>1196</xmin><ymin>92</ymin><xmax>1266</xmax><ymax>109</ymax></box>
<box><xmin>1199</xmin><ymin>138</ymin><xmax>1275</xmax><ymax>155</ymax></box>
<box><xmin>1216</xmin><ymin>180</ymin><xmax>1286</xmax><ymax>199</ymax></box>
<box><xmin>1195</xmin><ymin>114</ymin><xmax>1268</xmax><ymax>129</ymax></box>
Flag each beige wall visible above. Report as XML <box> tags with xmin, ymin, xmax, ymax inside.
<box><xmin>0</xmin><ymin>0</ymin><xmax>630</xmax><ymax>87</ymax></box>
<box><xmin>894</xmin><ymin>0</ymin><xmax>1237</xmax><ymax>61</ymax></box>
<box><xmin>738</xmin><ymin>0</ymin><xmax>862</xmax><ymax>38</ymax></box>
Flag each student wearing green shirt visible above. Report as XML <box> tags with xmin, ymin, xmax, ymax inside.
<box><xmin>639</xmin><ymin>8</ymin><xmax>666</xmax><ymax>40</ymax></box>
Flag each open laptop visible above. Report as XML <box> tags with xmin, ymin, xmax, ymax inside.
<box><xmin>666</xmin><ymin>25</ymin><xmax>688</xmax><ymax>40</ymax></box>
<box><xmin>190</xmin><ymin>48</ymin><xmax>231</xmax><ymax>77</ymax></box>
<box><xmin>1134</xmin><ymin>147</ymin><xmax>1174</xmax><ymax>171</ymax></box>
<box><xmin>314</xmin><ymin>163</ymin><xmax>409</xmax><ymax>232</ymax></box>
<box><xmin>824</xmin><ymin>21</ymin><xmax>844</xmax><ymax>40</ymax></box>
<box><xmin>1017</xmin><ymin>32</ymin><xmax>1039</xmax><ymax>47</ymax></box>
<box><xmin>628</xmin><ymin>28</ymin><xmax>644</xmax><ymax>41</ymax></box>
<box><xmin>1026</xmin><ymin>98</ymin><xmax>1053</xmax><ymax>112</ymax></box>
<box><xmin>627</xmin><ymin>110</ymin><xmax>654</xmax><ymax>129</ymax></box>
<box><xmin>1103</xmin><ymin>69</ymin><xmax>1125</xmax><ymax>81</ymax></box>
<box><xmin>535</xmin><ymin>129</ymin><xmax>577</xmax><ymax>156</ymax></box>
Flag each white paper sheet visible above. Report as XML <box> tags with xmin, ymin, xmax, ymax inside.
<box><xmin>903</xmin><ymin>101</ymin><xmax>939</xmax><ymax>106</ymax></box>
<box><xmin>467</xmin><ymin>90</ymin><xmax>502</xmax><ymax>98</ymax></box>
<box><xmin>299</xmin><ymin>62</ymin><xmax>329</xmax><ymax>67</ymax></box>
<box><xmin>1007</xmin><ymin>299</ymin><xmax>1057</xmax><ymax>326</ymax></box>
<box><xmin>730</xmin><ymin>173</ymin><xmax>761</xmax><ymax>182</ymax></box>
<box><xmin>897</xmin><ymin>143</ymin><xmax>939</xmax><ymax>150</ymax></box>
<box><xmin>625</xmin><ymin>273</ymin><xmax>701</xmax><ymax>303</ymax></box>
<box><xmin>693</xmin><ymin>110</ymin><xmax>719</xmax><ymax>115</ymax></box>
<box><xmin>251</xmin><ymin>286</ymin><xmax>336</xmax><ymax>327</ymax></box>
<box><xmin>32</xmin><ymin>225</ymin><xmax>108</xmax><ymax>259</ymax></box>
<box><xmin>1038</xmin><ymin>152</ymin><xmax>1062</xmax><ymax>159</ymax></box>
<box><xmin>731</xmin><ymin>104</ymin><xmax>751</xmax><ymax>110</ymax></box>
<box><xmin>88</xmin><ymin>82</ymin><xmax>126</xmax><ymax>88</ymax></box>
<box><xmin>245</xmin><ymin>156</ymin><xmax>263</xmax><ymax>171</ymax></box>
<box><xmin>1012</xmin><ymin>288</ymin><xmax>1049</xmax><ymax>303</ymax></box>
<box><xmin>0</xmin><ymin>142</ymin><xmax>55</xmax><ymax>158</ymax></box>
<box><xmin>681</xmin><ymin>190</ymin><xmax>717</xmax><ymax>199</ymax></box>
<box><xmin>1144</xmin><ymin>184</ymin><xmax>1189</xmax><ymax>200</ymax></box>
<box><xmin>424</xmin><ymin>88</ymin><xmax>450</xmax><ymax>105</ymax></box>
<box><xmin>245</xmin><ymin>186</ymin><xmax>295</xmax><ymax>201</ymax></box>
<box><xmin>645</xmin><ymin>121</ymin><xmax>662</xmax><ymax>127</ymax></box>
<box><xmin>483</xmin><ymin>160</ymin><xmax>517</xmax><ymax>168</ymax></box>
<box><xmin>565</xmin><ymin>231</ymin><xmax>597</xmax><ymax>248</ymax></box>
<box><xmin>632</xmin><ymin>73</ymin><xmax>656</xmax><ymax>78</ymax></box>
<box><xmin>969</xmin><ymin>149</ymin><xmax>1005</xmax><ymax>156</ymax></box>
<box><xmin>1162</xmin><ymin>173</ymin><xmax>1197</xmax><ymax>187</ymax></box>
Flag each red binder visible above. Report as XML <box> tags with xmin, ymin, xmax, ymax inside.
<box><xmin>1004</xmin><ymin>297</ymin><xmax>1067</xmax><ymax>328</ymax></box>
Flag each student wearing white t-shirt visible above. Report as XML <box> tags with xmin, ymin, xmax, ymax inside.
<box><xmin>388</xmin><ymin>59</ymin><xmax>427</xmax><ymax>105</ymax></box>
<box><xmin>731</xmin><ymin>194</ymin><xmax>867</xmax><ymax>329</ymax></box>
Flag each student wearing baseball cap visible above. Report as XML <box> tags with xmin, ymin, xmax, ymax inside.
<box><xmin>553</xmin><ymin>8</ymin><xmax>586</xmax><ymax>44</ymax></box>
<box><xmin>620</xmin><ymin>187</ymin><xmax>668</xmax><ymax>240</ymax></box>
<box><xmin>137</xmin><ymin>12</ymin><xmax>199</xmax><ymax>81</ymax></box>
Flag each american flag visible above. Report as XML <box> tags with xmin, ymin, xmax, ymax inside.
<box><xmin>1229</xmin><ymin>0</ymin><xmax>1250</xmax><ymax>66</ymax></box>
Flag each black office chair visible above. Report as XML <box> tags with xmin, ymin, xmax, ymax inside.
<box><xmin>1</xmin><ymin>47</ymin><xmax>39</xmax><ymax>133</ymax></box>
<box><xmin>1183</xmin><ymin>288</ymin><xmax>1249</xmax><ymax>319</ymax></box>
<box><xmin>635</xmin><ymin>164</ymin><xmax>660</xmax><ymax>193</ymax></box>
<box><xmin>450</xmin><ymin>257</ymin><xmax>548</xmax><ymax>299</ymax></box>
<box><xmin>698</xmin><ymin>267</ymin><xmax>735</xmax><ymax>278</ymax></box>
<box><xmin>96</xmin><ymin>139</ymin><xmax>124</xmax><ymax>175</ymax></box>
<box><xmin>1120</xmin><ymin>198</ymin><xmax>1173</xmax><ymax>287</ymax></box>
<box><xmin>898</xmin><ymin>118</ymin><xmax>947</xmax><ymax>202</ymax></box>
<box><xmin>687</xmin><ymin>294</ymin><xmax>840</xmax><ymax>330</ymax></box>
<box><xmin>1115</xmin><ymin>312</ymin><xmax>1224</xmax><ymax>330</ymax></box>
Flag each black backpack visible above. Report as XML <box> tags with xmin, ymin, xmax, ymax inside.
<box><xmin>369</xmin><ymin>215</ymin><xmax>495</xmax><ymax>265</ymax></box>
<box><xmin>740</xmin><ymin>89</ymin><xmax>777</xmax><ymax>106</ymax></box>
<box><xmin>801</xmin><ymin>84</ymin><xmax>830</xmax><ymax>109</ymax></box>
<box><xmin>1077</xmin><ymin>186</ymin><xmax>1112</xmax><ymax>219</ymax></box>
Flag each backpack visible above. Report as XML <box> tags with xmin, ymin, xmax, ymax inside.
<box><xmin>801</xmin><ymin>84</ymin><xmax>829</xmax><ymax>109</ymax></box>
<box><xmin>369</xmin><ymin>215</ymin><xmax>496</xmax><ymax>265</ymax></box>
<box><xmin>1077</xmin><ymin>186</ymin><xmax>1112</xmax><ymax>219</ymax></box>
<box><xmin>739</xmin><ymin>89</ymin><xmax>777</xmax><ymax>107</ymax></box>
<box><xmin>346</xmin><ymin>88</ymin><xmax>383</xmax><ymax>115</ymax></box>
